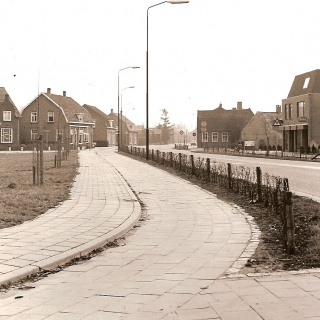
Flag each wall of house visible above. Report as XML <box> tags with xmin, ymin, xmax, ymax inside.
<box><xmin>20</xmin><ymin>95</ymin><xmax>67</xmax><ymax>146</ymax></box>
<box><xmin>309</xmin><ymin>94</ymin><xmax>320</xmax><ymax>147</ymax></box>
<box><xmin>20</xmin><ymin>95</ymin><xmax>94</xmax><ymax>150</ymax></box>
<box><xmin>0</xmin><ymin>95</ymin><xmax>20</xmax><ymax>146</ymax></box>
<box><xmin>241</xmin><ymin>113</ymin><xmax>283</xmax><ymax>149</ymax></box>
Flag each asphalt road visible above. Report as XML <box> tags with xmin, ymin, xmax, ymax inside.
<box><xmin>149</xmin><ymin>145</ymin><xmax>320</xmax><ymax>201</ymax></box>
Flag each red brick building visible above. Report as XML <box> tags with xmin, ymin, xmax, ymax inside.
<box><xmin>83</xmin><ymin>104</ymin><xmax>116</xmax><ymax>147</ymax></box>
<box><xmin>0</xmin><ymin>87</ymin><xmax>21</xmax><ymax>149</ymax></box>
<box><xmin>197</xmin><ymin>102</ymin><xmax>253</xmax><ymax>149</ymax></box>
<box><xmin>281</xmin><ymin>69</ymin><xmax>320</xmax><ymax>152</ymax></box>
<box><xmin>20</xmin><ymin>88</ymin><xmax>94</xmax><ymax>150</ymax></box>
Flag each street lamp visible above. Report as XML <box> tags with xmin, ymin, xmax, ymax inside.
<box><xmin>120</xmin><ymin>86</ymin><xmax>135</xmax><ymax>150</ymax></box>
<box><xmin>118</xmin><ymin>66</ymin><xmax>139</xmax><ymax>151</ymax></box>
<box><xmin>146</xmin><ymin>0</ymin><xmax>189</xmax><ymax>160</ymax></box>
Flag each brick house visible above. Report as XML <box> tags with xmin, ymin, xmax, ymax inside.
<box><xmin>0</xmin><ymin>87</ymin><xmax>21</xmax><ymax>149</ymax></box>
<box><xmin>20</xmin><ymin>88</ymin><xmax>94</xmax><ymax>150</ymax></box>
<box><xmin>107</xmin><ymin>109</ymin><xmax>138</xmax><ymax>147</ymax></box>
<box><xmin>241</xmin><ymin>106</ymin><xmax>283</xmax><ymax>150</ymax></box>
<box><xmin>197</xmin><ymin>102</ymin><xmax>253</xmax><ymax>149</ymax></box>
<box><xmin>280</xmin><ymin>69</ymin><xmax>320</xmax><ymax>152</ymax></box>
<box><xmin>83</xmin><ymin>104</ymin><xmax>116</xmax><ymax>147</ymax></box>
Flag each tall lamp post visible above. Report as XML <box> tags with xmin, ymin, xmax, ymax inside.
<box><xmin>118</xmin><ymin>66</ymin><xmax>139</xmax><ymax>151</ymax></box>
<box><xmin>146</xmin><ymin>0</ymin><xmax>189</xmax><ymax>160</ymax></box>
<box><xmin>120</xmin><ymin>86</ymin><xmax>135</xmax><ymax>150</ymax></box>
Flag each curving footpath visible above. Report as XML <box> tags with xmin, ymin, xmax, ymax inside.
<box><xmin>0</xmin><ymin>149</ymin><xmax>141</xmax><ymax>286</ymax></box>
<box><xmin>0</xmin><ymin>148</ymin><xmax>319</xmax><ymax>319</ymax></box>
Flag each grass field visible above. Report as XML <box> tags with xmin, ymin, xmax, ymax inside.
<box><xmin>0</xmin><ymin>151</ymin><xmax>78</xmax><ymax>229</ymax></box>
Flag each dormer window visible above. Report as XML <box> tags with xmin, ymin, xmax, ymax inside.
<box><xmin>303</xmin><ymin>77</ymin><xmax>310</xmax><ymax>89</ymax></box>
<box><xmin>76</xmin><ymin>113</ymin><xmax>84</xmax><ymax>122</ymax></box>
<box><xmin>108</xmin><ymin>120</ymin><xmax>114</xmax><ymax>128</ymax></box>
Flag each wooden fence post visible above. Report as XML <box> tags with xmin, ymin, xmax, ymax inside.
<box><xmin>170</xmin><ymin>152</ymin><xmax>173</xmax><ymax>167</ymax></box>
<box><xmin>152</xmin><ymin>149</ymin><xmax>154</xmax><ymax>161</ymax></box>
<box><xmin>256</xmin><ymin>166</ymin><xmax>262</xmax><ymax>202</ymax></box>
<box><xmin>179</xmin><ymin>153</ymin><xmax>182</xmax><ymax>171</ymax></box>
<box><xmin>162</xmin><ymin>152</ymin><xmax>165</xmax><ymax>165</ymax></box>
<box><xmin>285</xmin><ymin>191</ymin><xmax>295</xmax><ymax>254</ymax></box>
<box><xmin>190</xmin><ymin>155</ymin><xmax>195</xmax><ymax>175</ymax></box>
<box><xmin>227</xmin><ymin>163</ymin><xmax>232</xmax><ymax>189</ymax></box>
<box><xmin>207</xmin><ymin>158</ymin><xmax>210</xmax><ymax>180</ymax></box>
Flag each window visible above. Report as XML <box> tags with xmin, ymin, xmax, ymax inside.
<box><xmin>202</xmin><ymin>132</ymin><xmax>208</xmax><ymax>142</ymax></box>
<box><xmin>83</xmin><ymin>127</ymin><xmax>89</xmax><ymax>143</ymax></box>
<box><xmin>285</xmin><ymin>104</ymin><xmax>292</xmax><ymax>120</ymax></box>
<box><xmin>76</xmin><ymin>113</ymin><xmax>84</xmax><ymax>122</ymax></box>
<box><xmin>212</xmin><ymin>132</ymin><xmax>218</xmax><ymax>142</ymax></box>
<box><xmin>56</xmin><ymin>129</ymin><xmax>64</xmax><ymax>141</ymax></box>
<box><xmin>31</xmin><ymin>112</ymin><xmax>37</xmax><ymax>123</ymax></box>
<box><xmin>222</xmin><ymin>132</ymin><xmax>228</xmax><ymax>143</ymax></box>
<box><xmin>1</xmin><ymin>128</ymin><xmax>12</xmax><ymax>143</ymax></box>
<box><xmin>303</xmin><ymin>77</ymin><xmax>310</xmax><ymax>89</ymax></box>
<box><xmin>48</xmin><ymin>112</ymin><xmax>54</xmax><ymax>122</ymax></box>
<box><xmin>3</xmin><ymin>111</ymin><xmax>11</xmax><ymax>121</ymax></box>
<box><xmin>70</xmin><ymin>127</ymin><xmax>74</xmax><ymax>144</ymax></box>
<box><xmin>31</xmin><ymin>129</ymin><xmax>38</xmax><ymax>141</ymax></box>
<box><xmin>297</xmin><ymin>101</ymin><xmax>305</xmax><ymax>117</ymax></box>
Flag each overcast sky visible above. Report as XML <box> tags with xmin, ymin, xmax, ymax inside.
<box><xmin>1</xmin><ymin>0</ymin><xmax>320</xmax><ymax>129</ymax></box>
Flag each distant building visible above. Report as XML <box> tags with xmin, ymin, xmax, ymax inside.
<box><xmin>197</xmin><ymin>102</ymin><xmax>253</xmax><ymax>149</ymax></box>
<box><xmin>83</xmin><ymin>104</ymin><xmax>116</xmax><ymax>146</ymax></box>
<box><xmin>281</xmin><ymin>69</ymin><xmax>320</xmax><ymax>152</ymax></box>
<box><xmin>241</xmin><ymin>106</ymin><xmax>283</xmax><ymax>150</ymax></box>
<box><xmin>107</xmin><ymin>109</ymin><xmax>138</xmax><ymax>147</ymax></box>
<box><xmin>20</xmin><ymin>88</ymin><xmax>94</xmax><ymax>149</ymax></box>
<box><xmin>0</xmin><ymin>87</ymin><xmax>21</xmax><ymax>148</ymax></box>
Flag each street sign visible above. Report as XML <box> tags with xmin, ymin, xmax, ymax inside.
<box><xmin>192</xmin><ymin>132</ymin><xmax>196</xmax><ymax>136</ymax></box>
<box><xmin>180</xmin><ymin>130</ymin><xmax>184</xmax><ymax>135</ymax></box>
<box><xmin>201</xmin><ymin>121</ymin><xmax>207</xmax><ymax>127</ymax></box>
<box><xmin>273</xmin><ymin>118</ymin><xmax>283</xmax><ymax>126</ymax></box>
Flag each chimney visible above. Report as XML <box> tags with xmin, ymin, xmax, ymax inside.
<box><xmin>276</xmin><ymin>105</ymin><xmax>281</xmax><ymax>114</ymax></box>
<box><xmin>111</xmin><ymin>109</ymin><xmax>114</xmax><ymax>113</ymax></box>
<box><xmin>47</xmin><ymin>88</ymin><xmax>51</xmax><ymax>94</ymax></box>
<box><xmin>4</xmin><ymin>93</ymin><xmax>9</xmax><ymax>102</ymax></box>
<box><xmin>237</xmin><ymin>101</ymin><xmax>242</xmax><ymax>110</ymax></box>
<box><xmin>63</xmin><ymin>91</ymin><xmax>66</xmax><ymax>97</ymax></box>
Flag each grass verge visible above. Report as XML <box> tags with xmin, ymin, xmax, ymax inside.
<box><xmin>0</xmin><ymin>151</ymin><xmax>78</xmax><ymax>229</ymax></box>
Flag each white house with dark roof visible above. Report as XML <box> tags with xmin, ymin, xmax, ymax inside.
<box><xmin>20</xmin><ymin>88</ymin><xmax>94</xmax><ymax>149</ymax></box>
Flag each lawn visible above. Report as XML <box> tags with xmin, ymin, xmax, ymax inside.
<box><xmin>0</xmin><ymin>151</ymin><xmax>78</xmax><ymax>229</ymax></box>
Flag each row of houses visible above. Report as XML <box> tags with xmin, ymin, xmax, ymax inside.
<box><xmin>197</xmin><ymin>69</ymin><xmax>320</xmax><ymax>152</ymax></box>
<box><xmin>0</xmin><ymin>87</ymin><xmax>145</xmax><ymax>150</ymax></box>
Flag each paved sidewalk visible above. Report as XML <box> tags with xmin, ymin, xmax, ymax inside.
<box><xmin>0</xmin><ymin>149</ymin><xmax>140</xmax><ymax>286</ymax></box>
<box><xmin>0</xmin><ymin>148</ymin><xmax>319</xmax><ymax>319</ymax></box>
